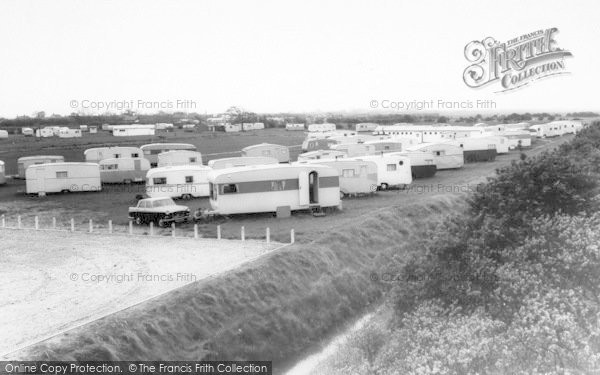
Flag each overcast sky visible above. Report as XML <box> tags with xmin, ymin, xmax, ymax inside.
<box><xmin>0</xmin><ymin>0</ymin><xmax>598</xmax><ymax>117</ymax></box>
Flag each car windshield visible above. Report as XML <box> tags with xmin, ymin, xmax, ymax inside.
<box><xmin>153</xmin><ymin>198</ymin><xmax>175</xmax><ymax>207</ymax></box>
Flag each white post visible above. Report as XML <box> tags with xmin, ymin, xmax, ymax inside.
<box><xmin>52</xmin><ymin>217</ymin><xmax>56</xmax><ymax>229</ymax></box>
<box><xmin>89</xmin><ymin>219</ymin><xmax>93</xmax><ymax>233</ymax></box>
<box><xmin>1</xmin><ymin>215</ymin><xmax>5</xmax><ymax>228</ymax></box>
<box><xmin>70</xmin><ymin>218</ymin><xmax>75</xmax><ymax>232</ymax></box>
<box><xmin>171</xmin><ymin>222</ymin><xmax>176</xmax><ymax>238</ymax></box>
<box><xmin>34</xmin><ymin>216</ymin><xmax>39</xmax><ymax>230</ymax></box>
<box><xmin>290</xmin><ymin>229</ymin><xmax>295</xmax><ymax>244</ymax></box>
<box><xmin>194</xmin><ymin>224</ymin><xmax>198</xmax><ymax>239</ymax></box>
<box><xmin>17</xmin><ymin>215</ymin><xmax>21</xmax><ymax>229</ymax></box>
<box><xmin>241</xmin><ymin>226</ymin><xmax>245</xmax><ymax>241</ymax></box>
<box><xmin>149</xmin><ymin>222</ymin><xmax>154</xmax><ymax>236</ymax></box>
<box><xmin>129</xmin><ymin>220</ymin><xmax>133</xmax><ymax>235</ymax></box>
<box><xmin>217</xmin><ymin>225</ymin><xmax>221</xmax><ymax>240</ymax></box>
<box><xmin>108</xmin><ymin>220</ymin><xmax>113</xmax><ymax>234</ymax></box>
<box><xmin>266</xmin><ymin>227</ymin><xmax>270</xmax><ymax>244</ymax></box>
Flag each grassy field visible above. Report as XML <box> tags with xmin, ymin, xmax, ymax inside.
<box><xmin>0</xmin><ymin>133</ymin><xmax>575</xmax><ymax>244</ymax></box>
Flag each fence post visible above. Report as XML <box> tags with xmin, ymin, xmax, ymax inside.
<box><xmin>70</xmin><ymin>218</ymin><xmax>75</xmax><ymax>232</ymax></box>
<box><xmin>241</xmin><ymin>226</ymin><xmax>245</xmax><ymax>241</ymax></box>
<box><xmin>1</xmin><ymin>215</ymin><xmax>5</xmax><ymax>228</ymax></box>
<box><xmin>108</xmin><ymin>220</ymin><xmax>113</xmax><ymax>234</ymax></box>
<box><xmin>89</xmin><ymin>219</ymin><xmax>93</xmax><ymax>233</ymax></box>
<box><xmin>194</xmin><ymin>224</ymin><xmax>198</xmax><ymax>239</ymax></box>
<box><xmin>217</xmin><ymin>225</ymin><xmax>221</xmax><ymax>240</ymax></box>
<box><xmin>52</xmin><ymin>217</ymin><xmax>56</xmax><ymax>229</ymax></box>
<box><xmin>149</xmin><ymin>222</ymin><xmax>154</xmax><ymax>236</ymax></box>
<box><xmin>171</xmin><ymin>222</ymin><xmax>176</xmax><ymax>238</ymax></box>
<box><xmin>129</xmin><ymin>220</ymin><xmax>133</xmax><ymax>235</ymax></box>
<box><xmin>290</xmin><ymin>229</ymin><xmax>295</xmax><ymax>244</ymax></box>
<box><xmin>17</xmin><ymin>215</ymin><xmax>21</xmax><ymax>229</ymax></box>
<box><xmin>34</xmin><ymin>216</ymin><xmax>39</xmax><ymax>230</ymax></box>
<box><xmin>266</xmin><ymin>227</ymin><xmax>270</xmax><ymax>244</ymax></box>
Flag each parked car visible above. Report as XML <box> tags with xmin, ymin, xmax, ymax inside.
<box><xmin>128</xmin><ymin>197</ymin><xmax>190</xmax><ymax>226</ymax></box>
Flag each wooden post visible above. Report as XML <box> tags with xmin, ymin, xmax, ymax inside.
<box><xmin>17</xmin><ymin>215</ymin><xmax>21</xmax><ymax>229</ymax></box>
<box><xmin>52</xmin><ymin>217</ymin><xmax>56</xmax><ymax>229</ymax></box>
<box><xmin>266</xmin><ymin>227</ymin><xmax>270</xmax><ymax>244</ymax></box>
<box><xmin>34</xmin><ymin>216</ymin><xmax>39</xmax><ymax>230</ymax></box>
<box><xmin>194</xmin><ymin>224</ymin><xmax>198</xmax><ymax>239</ymax></box>
<box><xmin>290</xmin><ymin>229</ymin><xmax>295</xmax><ymax>244</ymax></box>
<box><xmin>171</xmin><ymin>222</ymin><xmax>176</xmax><ymax>238</ymax></box>
<box><xmin>89</xmin><ymin>219</ymin><xmax>93</xmax><ymax>233</ymax></box>
<box><xmin>108</xmin><ymin>220</ymin><xmax>113</xmax><ymax>234</ymax></box>
<box><xmin>129</xmin><ymin>220</ymin><xmax>133</xmax><ymax>235</ymax></box>
<box><xmin>149</xmin><ymin>221</ymin><xmax>154</xmax><ymax>236</ymax></box>
<box><xmin>217</xmin><ymin>225</ymin><xmax>221</xmax><ymax>240</ymax></box>
<box><xmin>70</xmin><ymin>218</ymin><xmax>75</xmax><ymax>232</ymax></box>
<box><xmin>241</xmin><ymin>226</ymin><xmax>245</xmax><ymax>241</ymax></box>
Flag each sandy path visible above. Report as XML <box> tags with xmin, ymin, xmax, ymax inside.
<box><xmin>0</xmin><ymin>229</ymin><xmax>282</xmax><ymax>356</ymax></box>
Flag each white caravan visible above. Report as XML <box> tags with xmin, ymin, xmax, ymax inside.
<box><xmin>355</xmin><ymin>123</ymin><xmax>379</xmax><ymax>132</ymax></box>
<box><xmin>296</xmin><ymin>159</ymin><xmax>378</xmax><ymax>197</ymax></box>
<box><xmin>0</xmin><ymin>130</ymin><xmax>8</xmax><ymax>139</ymax></box>
<box><xmin>349</xmin><ymin>154</ymin><xmax>412</xmax><ymax>189</ymax></box>
<box><xmin>208</xmin><ymin>156</ymin><xmax>279</xmax><ymax>169</ymax></box>
<box><xmin>388</xmin><ymin>151</ymin><xmax>437</xmax><ymax>179</ymax></box>
<box><xmin>307</xmin><ymin>123</ymin><xmax>337</xmax><ymax>132</ymax></box>
<box><xmin>140</xmin><ymin>143</ymin><xmax>197</xmax><ymax>167</ymax></box>
<box><xmin>407</xmin><ymin>142</ymin><xmax>464</xmax><ymax>170</ymax></box>
<box><xmin>297</xmin><ymin>150</ymin><xmax>347</xmax><ymax>161</ymax></box>
<box><xmin>502</xmin><ymin>130</ymin><xmax>532</xmax><ymax>150</ymax></box>
<box><xmin>99</xmin><ymin>158</ymin><xmax>150</xmax><ymax>184</ymax></box>
<box><xmin>208</xmin><ymin>164</ymin><xmax>341</xmax><ymax>215</ymax></box>
<box><xmin>84</xmin><ymin>146</ymin><xmax>143</xmax><ymax>163</ymax></box>
<box><xmin>17</xmin><ymin>155</ymin><xmax>65</xmax><ymax>179</ymax></box>
<box><xmin>112</xmin><ymin>124</ymin><xmax>155</xmax><ymax>136</ymax></box>
<box><xmin>157</xmin><ymin>150</ymin><xmax>203</xmax><ymax>167</ymax></box>
<box><xmin>25</xmin><ymin>163</ymin><xmax>101</xmax><ymax>195</ymax></box>
<box><xmin>58</xmin><ymin>128</ymin><xmax>82</xmax><ymax>138</ymax></box>
<box><xmin>146</xmin><ymin>165</ymin><xmax>212</xmax><ymax>199</ymax></box>
<box><xmin>241</xmin><ymin>143</ymin><xmax>290</xmax><ymax>163</ymax></box>
<box><xmin>22</xmin><ymin>128</ymin><xmax>34</xmax><ymax>136</ymax></box>
<box><xmin>35</xmin><ymin>128</ymin><xmax>54</xmax><ymax>137</ymax></box>
<box><xmin>285</xmin><ymin>123</ymin><xmax>305</xmax><ymax>131</ymax></box>
<box><xmin>445</xmin><ymin>138</ymin><xmax>497</xmax><ymax>162</ymax></box>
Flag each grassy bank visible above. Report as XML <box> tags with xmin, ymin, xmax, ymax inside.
<box><xmin>15</xmin><ymin>195</ymin><xmax>466</xmax><ymax>370</ymax></box>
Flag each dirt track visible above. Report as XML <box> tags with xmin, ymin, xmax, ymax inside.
<box><xmin>0</xmin><ymin>229</ymin><xmax>282</xmax><ymax>357</ymax></box>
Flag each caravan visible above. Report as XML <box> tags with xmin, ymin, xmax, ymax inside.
<box><xmin>208</xmin><ymin>156</ymin><xmax>279</xmax><ymax>169</ymax></box>
<box><xmin>25</xmin><ymin>163</ymin><xmax>101</xmax><ymax>195</ymax></box>
<box><xmin>157</xmin><ymin>150</ymin><xmax>203</xmax><ymax>167</ymax></box>
<box><xmin>146</xmin><ymin>165</ymin><xmax>212</xmax><ymax>199</ymax></box>
<box><xmin>307</xmin><ymin>123</ymin><xmax>336</xmax><ymax>132</ymax></box>
<box><xmin>446</xmin><ymin>138</ymin><xmax>497</xmax><ymax>162</ymax></box>
<box><xmin>502</xmin><ymin>130</ymin><xmax>532</xmax><ymax>150</ymax></box>
<box><xmin>285</xmin><ymin>123</ymin><xmax>305</xmax><ymax>131</ymax></box>
<box><xmin>58</xmin><ymin>128</ymin><xmax>82</xmax><ymax>138</ymax></box>
<box><xmin>389</xmin><ymin>151</ymin><xmax>437</xmax><ymax>179</ymax></box>
<box><xmin>99</xmin><ymin>158</ymin><xmax>150</xmax><ymax>184</ymax></box>
<box><xmin>297</xmin><ymin>150</ymin><xmax>347</xmax><ymax>161</ymax></box>
<box><xmin>112</xmin><ymin>124</ymin><xmax>155</xmax><ymax>136</ymax></box>
<box><xmin>407</xmin><ymin>142</ymin><xmax>464</xmax><ymax>170</ymax></box>
<box><xmin>296</xmin><ymin>159</ymin><xmax>377</xmax><ymax>197</ymax></box>
<box><xmin>349</xmin><ymin>154</ymin><xmax>412</xmax><ymax>190</ymax></box>
<box><xmin>208</xmin><ymin>164</ymin><xmax>340</xmax><ymax>215</ymax></box>
<box><xmin>355</xmin><ymin>123</ymin><xmax>379</xmax><ymax>132</ymax></box>
<box><xmin>17</xmin><ymin>155</ymin><xmax>65</xmax><ymax>179</ymax></box>
<box><xmin>241</xmin><ymin>143</ymin><xmax>290</xmax><ymax>163</ymax></box>
<box><xmin>84</xmin><ymin>147</ymin><xmax>143</xmax><ymax>163</ymax></box>
<box><xmin>22</xmin><ymin>128</ymin><xmax>34</xmax><ymax>136</ymax></box>
<box><xmin>35</xmin><ymin>128</ymin><xmax>54</xmax><ymax>138</ymax></box>
<box><xmin>0</xmin><ymin>130</ymin><xmax>8</xmax><ymax>139</ymax></box>
<box><xmin>140</xmin><ymin>143</ymin><xmax>197</xmax><ymax>167</ymax></box>
<box><xmin>529</xmin><ymin>123</ymin><xmax>562</xmax><ymax>138</ymax></box>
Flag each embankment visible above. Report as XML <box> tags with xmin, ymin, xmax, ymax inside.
<box><xmin>15</xmin><ymin>194</ymin><xmax>467</xmax><ymax>370</ymax></box>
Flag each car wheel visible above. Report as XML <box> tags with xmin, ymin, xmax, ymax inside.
<box><xmin>158</xmin><ymin>218</ymin><xmax>166</xmax><ymax>227</ymax></box>
<box><xmin>135</xmin><ymin>216</ymin><xmax>142</xmax><ymax>225</ymax></box>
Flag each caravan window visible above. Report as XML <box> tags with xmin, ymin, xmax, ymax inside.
<box><xmin>342</xmin><ymin>169</ymin><xmax>356</xmax><ymax>178</ymax></box>
<box><xmin>114</xmin><ymin>154</ymin><xmax>121</xmax><ymax>158</ymax></box>
<box><xmin>271</xmin><ymin>180</ymin><xmax>286</xmax><ymax>191</ymax></box>
<box><xmin>153</xmin><ymin>177</ymin><xmax>167</xmax><ymax>185</ymax></box>
<box><xmin>56</xmin><ymin>171</ymin><xmax>68</xmax><ymax>178</ymax></box>
<box><xmin>131</xmin><ymin>153</ymin><xmax>139</xmax><ymax>158</ymax></box>
<box><xmin>221</xmin><ymin>184</ymin><xmax>238</xmax><ymax>194</ymax></box>
<box><xmin>185</xmin><ymin>176</ymin><xmax>193</xmax><ymax>183</ymax></box>
<box><xmin>387</xmin><ymin>164</ymin><xmax>397</xmax><ymax>171</ymax></box>
<box><xmin>189</xmin><ymin>157</ymin><xmax>197</xmax><ymax>163</ymax></box>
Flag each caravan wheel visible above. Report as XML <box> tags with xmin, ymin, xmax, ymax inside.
<box><xmin>134</xmin><ymin>216</ymin><xmax>142</xmax><ymax>225</ymax></box>
<box><xmin>380</xmin><ymin>183</ymin><xmax>389</xmax><ymax>191</ymax></box>
<box><xmin>181</xmin><ymin>194</ymin><xmax>192</xmax><ymax>200</ymax></box>
<box><xmin>339</xmin><ymin>191</ymin><xmax>346</xmax><ymax>199</ymax></box>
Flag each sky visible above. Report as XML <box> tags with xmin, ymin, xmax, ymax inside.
<box><xmin>0</xmin><ymin>0</ymin><xmax>598</xmax><ymax>118</ymax></box>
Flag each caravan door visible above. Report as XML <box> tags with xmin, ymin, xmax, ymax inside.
<box><xmin>298</xmin><ymin>170</ymin><xmax>309</xmax><ymax>205</ymax></box>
